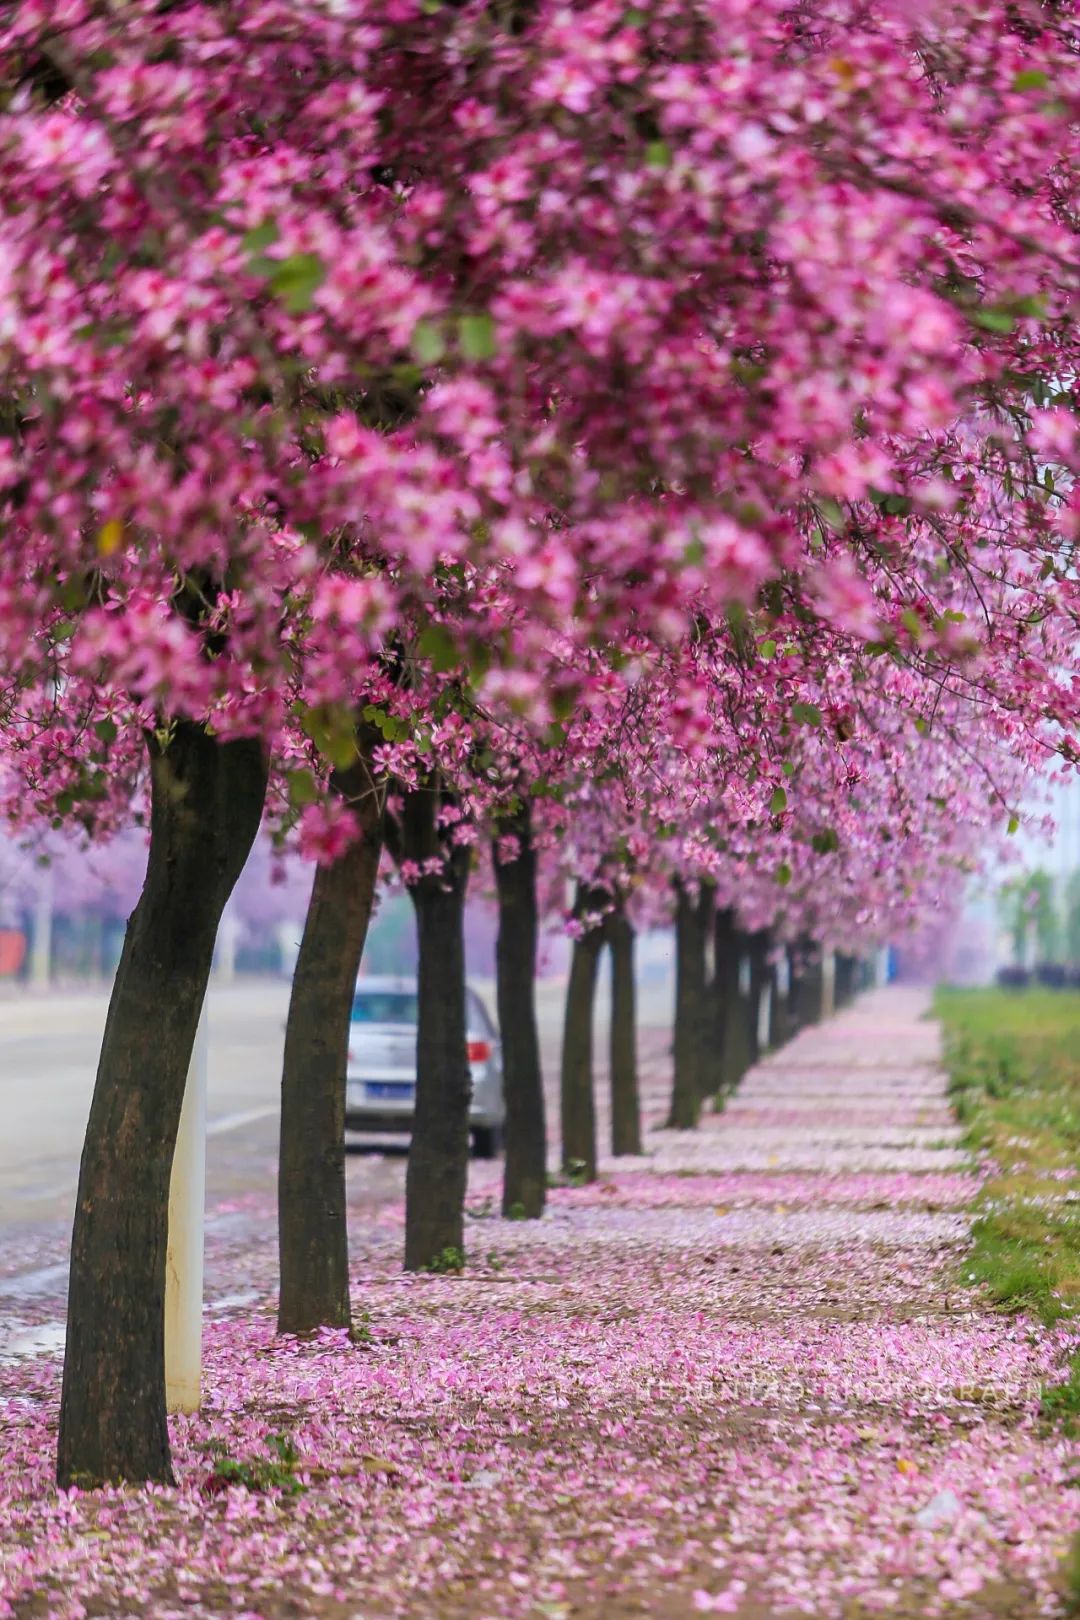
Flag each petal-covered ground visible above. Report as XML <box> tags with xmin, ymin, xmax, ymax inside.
<box><xmin>2</xmin><ymin>988</ymin><xmax>1079</xmax><ymax>1618</ymax></box>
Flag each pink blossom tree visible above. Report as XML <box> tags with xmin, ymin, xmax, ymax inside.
<box><xmin>2</xmin><ymin>0</ymin><xmax>1079</xmax><ymax>1489</ymax></box>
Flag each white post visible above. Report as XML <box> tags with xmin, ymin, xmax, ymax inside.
<box><xmin>758</xmin><ymin>979</ymin><xmax>772</xmax><ymax>1051</ymax></box>
<box><xmin>30</xmin><ymin>871</ymin><xmax>53</xmax><ymax>989</ymax></box>
<box><xmin>821</xmin><ymin>949</ymin><xmax>836</xmax><ymax>1018</ymax></box>
<box><xmin>165</xmin><ymin>1004</ymin><xmax>208</xmax><ymax>1413</ymax></box>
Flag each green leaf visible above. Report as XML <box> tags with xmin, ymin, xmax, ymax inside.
<box><xmin>759</xmin><ymin>638</ymin><xmax>777</xmax><ymax>660</ymax></box>
<box><xmin>782</xmin><ymin>760</ymin><xmax>795</xmax><ymax>778</ymax></box>
<box><xmin>287</xmin><ymin>769</ymin><xmax>319</xmax><ymax>808</ymax></box>
<box><xmin>769</xmin><ymin>786</ymin><xmax>788</xmax><ymax>815</ymax></box>
<box><xmin>268</xmin><ymin>252</ymin><xmax>326</xmax><ymax>314</ymax></box>
<box><xmin>811</xmin><ymin>827</ymin><xmax>840</xmax><ymax>855</ymax></box>
<box><xmin>914</xmin><ymin>717</ymin><xmax>930</xmax><ymax>736</ymax></box>
<box><xmin>412</xmin><ymin>320</ymin><xmax>446</xmax><ymax>366</ymax></box>
<box><xmin>900</xmin><ymin>608</ymin><xmax>923</xmax><ymax>638</ymax></box>
<box><xmin>1013</xmin><ymin>69</ymin><xmax>1049</xmax><ymax>91</ymax></box>
<box><xmin>300</xmin><ymin>706</ymin><xmax>357</xmax><ymax>770</ymax></box>
<box><xmin>459</xmin><ymin>313</ymin><xmax>497</xmax><ymax>361</ymax></box>
<box><xmin>776</xmin><ymin>862</ymin><xmax>792</xmax><ymax>888</ymax></box>
<box><xmin>791</xmin><ymin>701</ymin><xmax>823</xmax><ymax>727</ymax></box>
<box><xmin>644</xmin><ymin>140</ymin><xmax>671</xmax><ymax>169</ymax></box>
<box><xmin>93</xmin><ymin>718</ymin><xmax>118</xmax><ymax>747</ymax></box>
<box><xmin>972</xmin><ymin>307</ymin><xmax>1015</xmax><ymax>334</ymax></box>
<box><xmin>418</xmin><ymin>622</ymin><xmax>459</xmax><ymax>674</ymax></box>
<box><xmin>1008</xmin><ymin>815</ymin><xmax>1020</xmax><ymax>835</ymax></box>
<box><xmin>242</xmin><ymin>220</ymin><xmax>280</xmax><ymax>254</ymax></box>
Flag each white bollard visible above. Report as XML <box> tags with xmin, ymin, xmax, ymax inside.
<box><xmin>821</xmin><ymin>949</ymin><xmax>836</xmax><ymax>1019</ymax></box>
<box><xmin>165</xmin><ymin>1004</ymin><xmax>208</xmax><ymax>1414</ymax></box>
<box><xmin>30</xmin><ymin>875</ymin><xmax>53</xmax><ymax>989</ymax></box>
<box><xmin>758</xmin><ymin>980</ymin><xmax>772</xmax><ymax>1051</ymax></box>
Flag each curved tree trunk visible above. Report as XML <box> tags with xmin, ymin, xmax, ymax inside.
<box><xmin>668</xmin><ymin>881</ymin><xmax>711</xmax><ymax>1127</ymax></box>
<box><xmin>57</xmin><ymin>724</ymin><xmax>267</xmax><ymax>1488</ymax></box>
<box><xmin>608</xmin><ymin>906</ymin><xmax>641</xmax><ymax>1156</ymax></box>
<box><xmin>560</xmin><ymin>885</ymin><xmax>605</xmax><ymax>1181</ymax></box>
<box><xmin>278</xmin><ymin>728</ymin><xmax>384</xmax><ymax>1335</ymax></box>
<box><xmin>494</xmin><ymin>803</ymin><xmax>546</xmax><ymax>1219</ymax></box>
<box><xmin>403</xmin><ymin>781</ymin><xmax>471</xmax><ymax>1272</ymax></box>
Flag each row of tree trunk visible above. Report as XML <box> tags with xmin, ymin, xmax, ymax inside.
<box><xmin>55</xmin><ymin>721</ymin><xmax>857</xmax><ymax>1489</ymax></box>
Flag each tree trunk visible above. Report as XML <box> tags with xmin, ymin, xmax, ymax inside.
<box><xmin>747</xmin><ymin>930</ymin><xmax>771</xmax><ymax>1066</ymax></box>
<box><xmin>278</xmin><ymin>730</ymin><xmax>384</xmax><ymax>1335</ymax></box>
<box><xmin>57</xmin><ymin>724</ymin><xmax>267</xmax><ymax>1488</ymax></box>
<box><xmin>403</xmin><ymin>782</ymin><xmax>471</xmax><ymax>1272</ymax></box>
<box><xmin>560</xmin><ymin>886</ymin><xmax>605</xmax><ymax>1180</ymax></box>
<box><xmin>801</xmin><ymin>946</ymin><xmax>825</xmax><ymax>1026</ymax></box>
<box><xmin>761</xmin><ymin>954</ymin><xmax>777</xmax><ymax>1053</ymax></box>
<box><xmin>773</xmin><ymin>945</ymin><xmax>796</xmax><ymax>1046</ymax></box>
<box><xmin>668</xmin><ymin>881</ymin><xmax>711</xmax><ymax>1127</ymax></box>
<box><xmin>719</xmin><ymin>927</ymin><xmax>753</xmax><ymax>1096</ymax></box>
<box><xmin>608</xmin><ymin>906</ymin><xmax>641</xmax><ymax>1156</ymax></box>
<box><xmin>494</xmin><ymin>803</ymin><xmax>546</xmax><ymax>1219</ymax></box>
<box><xmin>703</xmin><ymin>906</ymin><xmax>734</xmax><ymax>1101</ymax></box>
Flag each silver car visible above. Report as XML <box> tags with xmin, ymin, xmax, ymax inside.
<box><xmin>345</xmin><ymin>975</ymin><xmax>505</xmax><ymax>1157</ymax></box>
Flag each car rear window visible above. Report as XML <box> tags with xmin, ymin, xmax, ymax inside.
<box><xmin>351</xmin><ymin>992</ymin><xmax>419</xmax><ymax>1025</ymax></box>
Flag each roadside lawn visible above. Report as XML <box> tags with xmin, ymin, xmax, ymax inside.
<box><xmin>937</xmin><ymin>988</ymin><xmax>1080</xmax><ymax>1425</ymax></box>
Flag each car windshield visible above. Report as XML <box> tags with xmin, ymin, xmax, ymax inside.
<box><xmin>351</xmin><ymin>991</ymin><xmax>419</xmax><ymax>1025</ymax></box>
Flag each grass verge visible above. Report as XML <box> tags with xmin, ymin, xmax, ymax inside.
<box><xmin>936</xmin><ymin>987</ymin><xmax>1080</xmax><ymax>1327</ymax></box>
<box><xmin>936</xmin><ymin>988</ymin><xmax>1080</xmax><ymax>1609</ymax></box>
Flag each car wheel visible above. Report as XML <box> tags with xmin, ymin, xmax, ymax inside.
<box><xmin>471</xmin><ymin>1124</ymin><xmax>503</xmax><ymax>1160</ymax></box>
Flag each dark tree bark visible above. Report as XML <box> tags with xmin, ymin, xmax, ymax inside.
<box><xmin>607</xmin><ymin>905</ymin><xmax>641</xmax><ymax>1156</ymax></box>
<box><xmin>278</xmin><ymin>726</ymin><xmax>385</xmax><ymax>1335</ymax></box>
<box><xmin>835</xmin><ymin>953</ymin><xmax>857</xmax><ymax>1008</ymax></box>
<box><xmin>560</xmin><ymin>885</ymin><xmax>605</xmax><ymax>1181</ymax></box>
<box><xmin>402</xmin><ymin>779</ymin><xmax>472</xmax><ymax>1272</ymax></box>
<box><xmin>747</xmin><ymin>929</ymin><xmax>771</xmax><ymax>1066</ymax></box>
<box><xmin>803</xmin><ymin>946</ymin><xmax>825</xmax><ymax>1026</ymax></box>
<box><xmin>789</xmin><ymin>939</ymin><xmax>823</xmax><ymax>1029</ymax></box>
<box><xmin>703</xmin><ymin>905</ymin><xmax>734</xmax><ymax>1101</ymax></box>
<box><xmin>57</xmin><ymin>723</ymin><xmax>267</xmax><ymax>1488</ymax></box>
<box><xmin>761</xmin><ymin>954</ymin><xmax>778</xmax><ymax>1053</ymax></box>
<box><xmin>719</xmin><ymin>927</ymin><xmax>754</xmax><ymax>1096</ymax></box>
<box><xmin>668</xmin><ymin>881</ymin><xmax>712</xmax><ymax>1127</ymax></box>
<box><xmin>493</xmin><ymin>802</ymin><xmax>546</xmax><ymax>1219</ymax></box>
<box><xmin>773</xmin><ymin>945</ymin><xmax>797</xmax><ymax>1047</ymax></box>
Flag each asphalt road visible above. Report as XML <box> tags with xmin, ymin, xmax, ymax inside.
<box><xmin>0</xmin><ymin>965</ymin><xmax>675</xmax><ymax>1231</ymax></box>
<box><xmin>0</xmin><ymin>981</ymin><xmax>292</xmax><ymax>1227</ymax></box>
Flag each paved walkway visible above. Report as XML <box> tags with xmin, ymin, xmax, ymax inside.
<box><xmin>1</xmin><ymin>988</ymin><xmax>1078</xmax><ymax>1618</ymax></box>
